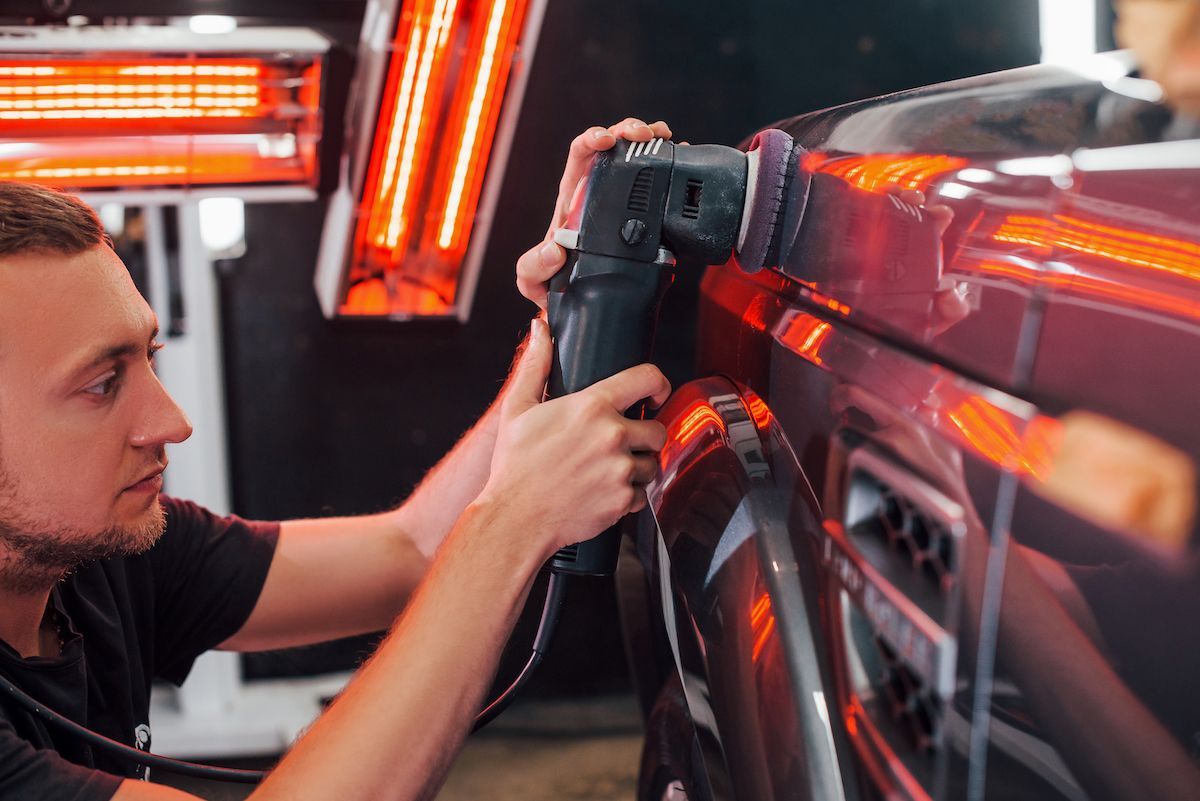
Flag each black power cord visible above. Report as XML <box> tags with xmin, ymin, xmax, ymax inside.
<box><xmin>0</xmin><ymin>673</ymin><xmax>265</xmax><ymax>784</ymax></box>
<box><xmin>0</xmin><ymin>571</ymin><xmax>570</xmax><ymax>784</ymax></box>
<box><xmin>472</xmin><ymin>571</ymin><xmax>567</xmax><ymax>732</ymax></box>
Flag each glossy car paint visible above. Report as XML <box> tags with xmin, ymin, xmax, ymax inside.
<box><xmin>620</xmin><ymin>53</ymin><xmax>1200</xmax><ymax>801</ymax></box>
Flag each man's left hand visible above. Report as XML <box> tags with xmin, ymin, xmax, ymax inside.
<box><xmin>516</xmin><ymin>118</ymin><xmax>673</xmax><ymax>310</ymax></box>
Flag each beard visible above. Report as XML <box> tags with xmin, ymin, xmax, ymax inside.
<box><xmin>0</xmin><ymin>473</ymin><xmax>167</xmax><ymax>594</ymax></box>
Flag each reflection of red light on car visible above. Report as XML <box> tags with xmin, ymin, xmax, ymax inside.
<box><xmin>741</xmin><ymin>294</ymin><xmax>770</xmax><ymax>333</ymax></box>
<box><xmin>802</xmin><ymin>152</ymin><xmax>968</xmax><ymax>195</ymax></box>
<box><xmin>945</xmin><ymin>396</ymin><xmax>1060</xmax><ymax>479</ymax></box>
<box><xmin>746</xmin><ymin>394</ymin><xmax>772</xmax><ymax>431</ymax></box>
<box><xmin>660</xmin><ymin>401</ymin><xmax>726</xmax><ymax>470</ymax></box>
<box><xmin>778</xmin><ymin>315</ymin><xmax>832</xmax><ymax>366</ymax></box>
<box><xmin>973</xmin><ymin>259</ymin><xmax>1200</xmax><ymax>321</ymax></box>
<box><xmin>992</xmin><ymin>214</ymin><xmax>1200</xmax><ymax>282</ymax></box>
<box><xmin>347</xmin><ymin>0</ymin><xmax>531</xmax><ymax>317</ymax></box>
<box><xmin>751</xmin><ymin>591</ymin><xmax>776</xmax><ymax>663</ymax></box>
<box><xmin>674</xmin><ymin>403</ymin><xmax>726</xmax><ymax>448</ymax></box>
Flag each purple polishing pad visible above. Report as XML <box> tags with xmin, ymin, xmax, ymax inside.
<box><xmin>735</xmin><ymin>128</ymin><xmax>795</xmax><ymax>274</ymax></box>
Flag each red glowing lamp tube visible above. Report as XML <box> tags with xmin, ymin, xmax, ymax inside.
<box><xmin>0</xmin><ymin>27</ymin><xmax>328</xmax><ymax>192</ymax></box>
<box><xmin>315</xmin><ymin>0</ymin><xmax>549</xmax><ymax>321</ymax></box>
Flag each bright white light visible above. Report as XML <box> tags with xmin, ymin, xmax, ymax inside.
<box><xmin>956</xmin><ymin>168</ymin><xmax>996</xmax><ymax>184</ymax></box>
<box><xmin>995</xmin><ymin>154</ymin><xmax>1074</xmax><ymax>176</ymax></box>
<box><xmin>198</xmin><ymin>197</ymin><xmax>245</xmax><ymax>258</ymax></box>
<box><xmin>98</xmin><ymin>203</ymin><xmax>124</xmax><ymax>238</ymax></box>
<box><xmin>188</xmin><ymin>15</ymin><xmax>238</xmax><ymax>35</ymax></box>
<box><xmin>936</xmin><ymin>182</ymin><xmax>973</xmax><ymax>199</ymax></box>
<box><xmin>1038</xmin><ymin>0</ymin><xmax>1096</xmax><ymax>65</ymax></box>
<box><xmin>1074</xmin><ymin>140</ymin><xmax>1200</xmax><ymax>172</ymax></box>
<box><xmin>256</xmin><ymin>133</ymin><xmax>297</xmax><ymax>160</ymax></box>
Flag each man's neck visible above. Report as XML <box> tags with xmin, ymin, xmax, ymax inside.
<box><xmin>0</xmin><ymin>585</ymin><xmax>54</xmax><ymax>659</ymax></box>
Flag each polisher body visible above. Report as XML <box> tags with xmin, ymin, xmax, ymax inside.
<box><xmin>546</xmin><ymin>133</ymin><xmax>795</xmax><ymax>575</ymax></box>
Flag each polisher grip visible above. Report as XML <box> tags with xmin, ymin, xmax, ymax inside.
<box><xmin>544</xmin><ymin>249</ymin><xmax>674</xmax><ymax>575</ymax></box>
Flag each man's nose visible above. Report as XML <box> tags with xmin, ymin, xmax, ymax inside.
<box><xmin>131</xmin><ymin>374</ymin><xmax>193</xmax><ymax>448</ymax></box>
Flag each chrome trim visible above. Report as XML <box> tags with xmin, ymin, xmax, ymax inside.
<box><xmin>714</xmin><ymin>385</ymin><xmax>848</xmax><ymax>801</ymax></box>
<box><xmin>649</xmin><ymin>377</ymin><xmax>847</xmax><ymax>801</ymax></box>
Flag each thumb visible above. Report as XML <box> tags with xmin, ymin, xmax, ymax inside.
<box><xmin>505</xmin><ymin>318</ymin><xmax>553</xmax><ymax>414</ymax></box>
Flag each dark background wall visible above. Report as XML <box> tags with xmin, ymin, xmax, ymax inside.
<box><xmin>209</xmin><ymin>0</ymin><xmax>1042</xmax><ymax>690</ymax></box>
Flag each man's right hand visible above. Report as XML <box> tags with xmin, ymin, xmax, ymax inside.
<box><xmin>481</xmin><ymin>317</ymin><xmax>670</xmax><ymax>557</ymax></box>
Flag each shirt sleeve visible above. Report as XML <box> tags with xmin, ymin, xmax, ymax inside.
<box><xmin>0</xmin><ymin>721</ymin><xmax>121</xmax><ymax>801</ymax></box>
<box><xmin>149</xmin><ymin>496</ymin><xmax>280</xmax><ymax>685</ymax></box>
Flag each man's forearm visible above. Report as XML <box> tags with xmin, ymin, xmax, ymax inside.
<box><xmin>396</xmin><ymin>372</ymin><xmax>509</xmax><ymax>560</ymax></box>
<box><xmin>222</xmin><ymin>338</ymin><xmax>525</xmax><ymax>651</ymax></box>
<box><xmin>250</xmin><ymin>498</ymin><xmax>545</xmax><ymax>801</ymax></box>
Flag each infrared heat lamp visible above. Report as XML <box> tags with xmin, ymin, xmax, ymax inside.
<box><xmin>315</xmin><ymin>0</ymin><xmax>548</xmax><ymax>321</ymax></box>
<box><xmin>0</xmin><ymin>26</ymin><xmax>328</xmax><ymax>198</ymax></box>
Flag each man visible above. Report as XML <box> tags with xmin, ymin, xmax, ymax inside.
<box><xmin>0</xmin><ymin>117</ymin><xmax>673</xmax><ymax>801</ymax></box>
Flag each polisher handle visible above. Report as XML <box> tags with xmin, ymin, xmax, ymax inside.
<box><xmin>544</xmin><ymin>249</ymin><xmax>674</xmax><ymax>575</ymax></box>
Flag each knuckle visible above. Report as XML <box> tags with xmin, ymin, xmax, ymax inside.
<box><xmin>609</xmin><ymin>457</ymin><xmax>633</xmax><ymax>486</ymax></box>
<box><xmin>603</xmin><ymin>421</ymin><xmax>627</xmax><ymax>450</ymax></box>
<box><xmin>650</xmin><ymin>421</ymin><xmax>668</xmax><ymax>446</ymax></box>
<box><xmin>638</xmin><ymin>364</ymin><xmax>668</xmax><ymax>393</ymax></box>
<box><xmin>585</xmin><ymin>393</ymin><xmax>611</xmax><ymax>418</ymax></box>
<box><xmin>633</xmin><ymin>363</ymin><xmax>656</xmax><ymax>385</ymax></box>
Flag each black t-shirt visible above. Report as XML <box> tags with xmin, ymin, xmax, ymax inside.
<box><xmin>0</xmin><ymin>496</ymin><xmax>279</xmax><ymax>800</ymax></box>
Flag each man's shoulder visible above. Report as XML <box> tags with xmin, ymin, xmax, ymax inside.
<box><xmin>159</xmin><ymin>494</ymin><xmax>206</xmax><ymax>525</ymax></box>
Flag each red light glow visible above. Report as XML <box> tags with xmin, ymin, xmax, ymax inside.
<box><xmin>751</xmin><ymin>591</ymin><xmax>776</xmax><ymax>663</ymax></box>
<box><xmin>974</xmin><ymin>259</ymin><xmax>1200</xmax><ymax>321</ymax></box>
<box><xmin>746</xmin><ymin>394</ymin><xmax>772</xmax><ymax>431</ymax></box>
<box><xmin>778</xmin><ymin>314</ymin><xmax>832</xmax><ymax>366</ymax></box>
<box><xmin>0</xmin><ymin>57</ymin><xmax>322</xmax><ymax>188</ymax></box>
<box><xmin>0</xmin><ymin>60</ymin><xmax>270</xmax><ymax>127</ymax></box>
<box><xmin>674</xmin><ymin>403</ymin><xmax>727</xmax><ymax>449</ymax></box>
<box><xmin>802</xmin><ymin>152</ymin><xmax>968</xmax><ymax>195</ymax></box>
<box><xmin>992</xmin><ymin>213</ymin><xmax>1200</xmax><ymax>284</ymax></box>
<box><xmin>660</xmin><ymin>400</ymin><xmax>727</xmax><ymax>471</ymax></box>
<box><xmin>796</xmin><ymin>280</ymin><xmax>853</xmax><ymax>316</ymax></box>
<box><xmin>346</xmin><ymin>0</ymin><xmax>531</xmax><ymax>317</ymax></box>
<box><xmin>945</xmin><ymin>396</ymin><xmax>1061</xmax><ymax>479</ymax></box>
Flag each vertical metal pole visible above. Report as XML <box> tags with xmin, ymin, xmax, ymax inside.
<box><xmin>144</xmin><ymin>201</ymin><xmax>241</xmax><ymax>723</ymax></box>
<box><xmin>152</xmin><ymin>199</ymin><xmax>233</xmax><ymax>516</ymax></box>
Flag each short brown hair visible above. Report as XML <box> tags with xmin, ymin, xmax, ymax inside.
<box><xmin>0</xmin><ymin>182</ymin><xmax>108</xmax><ymax>257</ymax></box>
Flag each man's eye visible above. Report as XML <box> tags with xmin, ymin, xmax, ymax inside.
<box><xmin>148</xmin><ymin>342</ymin><xmax>163</xmax><ymax>362</ymax></box>
<box><xmin>83</xmin><ymin>371</ymin><xmax>119</xmax><ymax>397</ymax></box>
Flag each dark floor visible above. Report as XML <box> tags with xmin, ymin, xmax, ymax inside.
<box><xmin>156</xmin><ymin>694</ymin><xmax>644</xmax><ymax>801</ymax></box>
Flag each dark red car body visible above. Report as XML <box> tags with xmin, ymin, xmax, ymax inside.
<box><xmin>619</xmin><ymin>53</ymin><xmax>1200</xmax><ymax>801</ymax></box>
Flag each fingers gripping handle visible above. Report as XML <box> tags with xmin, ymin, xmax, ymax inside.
<box><xmin>545</xmin><ymin>249</ymin><xmax>674</xmax><ymax>575</ymax></box>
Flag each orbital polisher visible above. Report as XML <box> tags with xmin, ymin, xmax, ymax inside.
<box><xmin>544</xmin><ymin>129</ymin><xmax>805</xmax><ymax>576</ymax></box>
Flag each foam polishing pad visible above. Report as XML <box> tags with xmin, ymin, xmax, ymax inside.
<box><xmin>734</xmin><ymin>128</ymin><xmax>796</xmax><ymax>273</ymax></box>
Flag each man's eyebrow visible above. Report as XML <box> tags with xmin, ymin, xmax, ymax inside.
<box><xmin>66</xmin><ymin>325</ymin><xmax>160</xmax><ymax>381</ymax></box>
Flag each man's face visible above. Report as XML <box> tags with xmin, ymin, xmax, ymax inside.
<box><xmin>0</xmin><ymin>245</ymin><xmax>192</xmax><ymax>590</ymax></box>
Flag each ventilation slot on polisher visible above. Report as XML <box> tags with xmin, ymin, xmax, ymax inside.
<box><xmin>627</xmin><ymin>167</ymin><xmax>654</xmax><ymax>212</ymax></box>
<box><xmin>552</xmin><ymin>543</ymin><xmax>579</xmax><ymax>565</ymax></box>
<box><xmin>682</xmin><ymin>179</ymin><xmax>703</xmax><ymax>219</ymax></box>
